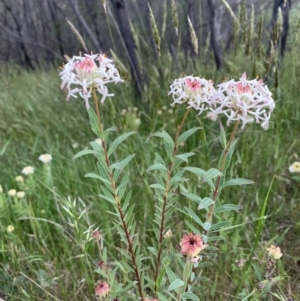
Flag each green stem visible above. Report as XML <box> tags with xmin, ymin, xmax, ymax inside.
<box><xmin>154</xmin><ymin>108</ymin><xmax>191</xmax><ymax>293</ymax></box>
<box><xmin>206</xmin><ymin>121</ymin><xmax>240</xmax><ymax>225</ymax></box>
<box><xmin>91</xmin><ymin>90</ymin><xmax>144</xmax><ymax>299</ymax></box>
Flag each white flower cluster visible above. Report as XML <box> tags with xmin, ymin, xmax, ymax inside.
<box><xmin>169</xmin><ymin>73</ymin><xmax>275</xmax><ymax>130</ymax></box>
<box><xmin>168</xmin><ymin>76</ymin><xmax>215</xmax><ymax>115</ymax></box>
<box><xmin>60</xmin><ymin>54</ymin><xmax>123</xmax><ymax>108</ymax></box>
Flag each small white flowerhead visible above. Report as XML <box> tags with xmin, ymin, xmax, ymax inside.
<box><xmin>7</xmin><ymin>225</ymin><xmax>14</xmax><ymax>232</ymax></box>
<box><xmin>0</xmin><ymin>185</ymin><xmax>2</xmax><ymax>193</ymax></box>
<box><xmin>39</xmin><ymin>154</ymin><xmax>52</xmax><ymax>164</ymax></box>
<box><xmin>157</xmin><ymin>110</ymin><xmax>163</xmax><ymax>115</ymax></box>
<box><xmin>16</xmin><ymin>191</ymin><xmax>25</xmax><ymax>199</ymax></box>
<box><xmin>168</xmin><ymin>76</ymin><xmax>215</xmax><ymax>115</ymax></box>
<box><xmin>209</xmin><ymin>73</ymin><xmax>275</xmax><ymax>129</ymax></box>
<box><xmin>289</xmin><ymin>161</ymin><xmax>300</xmax><ymax>173</ymax></box>
<box><xmin>60</xmin><ymin>53</ymin><xmax>123</xmax><ymax>108</ymax></box>
<box><xmin>266</xmin><ymin>244</ymin><xmax>282</xmax><ymax>260</ymax></box>
<box><xmin>15</xmin><ymin>175</ymin><xmax>24</xmax><ymax>183</ymax></box>
<box><xmin>8</xmin><ymin>189</ymin><xmax>17</xmax><ymax>197</ymax></box>
<box><xmin>95</xmin><ymin>138</ymin><xmax>103</xmax><ymax>146</ymax></box>
<box><xmin>22</xmin><ymin>166</ymin><xmax>34</xmax><ymax>175</ymax></box>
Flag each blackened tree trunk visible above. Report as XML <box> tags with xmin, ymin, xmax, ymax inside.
<box><xmin>207</xmin><ymin>0</ymin><xmax>223</xmax><ymax>69</ymax></box>
<box><xmin>110</xmin><ymin>0</ymin><xmax>142</xmax><ymax>96</ymax></box>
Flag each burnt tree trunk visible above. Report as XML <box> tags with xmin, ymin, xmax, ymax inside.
<box><xmin>110</xmin><ymin>0</ymin><xmax>142</xmax><ymax>96</ymax></box>
<box><xmin>207</xmin><ymin>0</ymin><xmax>223</xmax><ymax>69</ymax></box>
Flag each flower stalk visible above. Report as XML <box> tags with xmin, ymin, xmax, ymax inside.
<box><xmin>206</xmin><ymin>120</ymin><xmax>240</xmax><ymax>225</ymax></box>
<box><xmin>92</xmin><ymin>91</ymin><xmax>144</xmax><ymax>299</ymax></box>
<box><xmin>154</xmin><ymin>108</ymin><xmax>191</xmax><ymax>292</ymax></box>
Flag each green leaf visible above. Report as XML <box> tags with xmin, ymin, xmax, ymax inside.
<box><xmin>90</xmin><ymin>141</ymin><xmax>103</xmax><ymax>153</ymax></box>
<box><xmin>152</xmin><ymin>130</ymin><xmax>174</xmax><ymax>145</ymax></box>
<box><xmin>218</xmin><ymin>138</ymin><xmax>238</xmax><ymax>171</ymax></box>
<box><xmin>183</xmin><ymin>167</ymin><xmax>206</xmax><ymax>177</ymax></box>
<box><xmin>210</xmin><ymin>221</ymin><xmax>231</xmax><ymax>232</ymax></box>
<box><xmin>105</xmin><ymin>127</ymin><xmax>118</xmax><ymax>132</ymax></box>
<box><xmin>110</xmin><ymin>154</ymin><xmax>135</xmax><ymax>170</ymax></box>
<box><xmin>214</xmin><ymin>204</ymin><xmax>243</xmax><ymax>214</ymax></box>
<box><xmin>184</xmin><ymin>207</ymin><xmax>203</xmax><ymax>227</ymax></box>
<box><xmin>202</xmin><ymin>168</ymin><xmax>222</xmax><ymax>183</ymax></box>
<box><xmin>147</xmin><ymin>247</ymin><xmax>157</xmax><ymax>256</ymax></box>
<box><xmin>157</xmin><ymin>293</ymin><xmax>169</xmax><ymax>301</ymax></box>
<box><xmin>175</xmin><ymin>152</ymin><xmax>195</xmax><ymax>162</ymax></box>
<box><xmin>220</xmin><ymin>178</ymin><xmax>254</xmax><ymax>189</ymax></box>
<box><xmin>177</xmin><ymin>127</ymin><xmax>201</xmax><ymax>146</ymax></box>
<box><xmin>73</xmin><ymin>149</ymin><xmax>98</xmax><ymax>160</ymax></box>
<box><xmin>87</xmin><ymin>107</ymin><xmax>101</xmax><ymax>137</ymax></box>
<box><xmin>181</xmin><ymin>292</ymin><xmax>200</xmax><ymax>300</ymax></box>
<box><xmin>107</xmin><ymin>132</ymin><xmax>135</xmax><ymax>157</ymax></box>
<box><xmin>181</xmin><ymin>192</ymin><xmax>202</xmax><ymax>204</ymax></box>
<box><xmin>147</xmin><ymin>163</ymin><xmax>168</xmax><ymax>172</ymax></box>
<box><xmin>185</xmin><ymin>221</ymin><xmax>201</xmax><ymax>234</ymax></box>
<box><xmin>219</xmin><ymin>120</ymin><xmax>227</xmax><ymax>148</ymax></box>
<box><xmin>198</xmin><ymin>197</ymin><xmax>214</xmax><ymax>211</ymax></box>
<box><xmin>168</xmin><ymin>279</ymin><xmax>184</xmax><ymax>291</ymax></box>
<box><xmin>149</xmin><ymin>183</ymin><xmax>165</xmax><ymax>191</ymax></box>
<box><xmin>202</xmin><ymin>222</ymin><xmax>211</xmax><ymax>231</ymax></box>
<box><xmin>85</xmin><ymin>173</ymin><xmax>110</xmax><ymax>185</ymax></box>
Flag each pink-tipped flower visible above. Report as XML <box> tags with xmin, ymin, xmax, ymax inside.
<box><xmin>60</xmin><ymin>53</ymin><xmax>123</xmax><ymax>108</ymax></box>
<box><xmin>95</xmin><ymin>281</ymin><xmax>110</xmax><ymax>299</ymax></box>
<box><xmin>180</xmin><ymin>233</ymin><xmax>204</xmax><ymax>258</ymax></box>
<box><xmin>168</xmin><ymin>76</ymin><xmax>215</xmax><ymax>114</ymax></box>
<box><xmin>209</xmin><ymin>73</ymin><xmax>275</xmax><ymax>130</ymax></box>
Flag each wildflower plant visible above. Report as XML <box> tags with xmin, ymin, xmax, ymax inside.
<box><xmin>60</xmin><ymin>53</ymin><xmax>276</xmax><ymax>300</ymax></box>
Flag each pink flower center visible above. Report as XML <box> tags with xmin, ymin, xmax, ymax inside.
<box><xmin>185</xmin><ymin>78</ymin><xmax>201</xmax><ymax>93</ymax></box>
<box><xmin>236</xmin><ymin>83</ymin><xmax>252</xmax><ymax>94</ymax></box>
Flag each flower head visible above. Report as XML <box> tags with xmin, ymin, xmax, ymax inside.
<box><xmin>15</xmin><ymin>175</ymin><xmax>24</xmax><ymax>183</ymax></box>
<box><xmin>180</xmin><ymin>233</ymin><xmax>204</xmax><ymax>258</ymax></box>
<box><xmin>209</xmin><ymin>73</ymin><xmax>275</xmax><ymax>130</ymax></box>
<box><xmin>16</xmin><ymin>191</ymin><xmax>25</xmax><ymax>199</ymax></box>
<box><xmin>7</xmin><ymin>225</ymin><xmax>14</xmax><ymax>232</ymax></box>
<box><xmin>289</xmin><ymin>161</ymin><xmax>300</xmax><ymax>173</ymax></box>
<box><xmin>0</xmin><ymin>185</ymin><xmax>3</xmax><ymax>193</ymax></box>
<box><xmin>95</xmin><ymin>281</ymin><xmax>110</xmax><ymax>299</ymax></box>
<box><xmin>8</xmin><ymin>189</ymin><xmax>17</xmax><ymax>197</ymax></box>
<box><xmin>22</xmin><ymin>166</ymin><xmax>34</xmax><ymax>175</ymax></box>
<box><xmin>168</xmin><ymin>76</ymin><xmax>215</xmax><ymax>114</ymax></box>
<box><xmin>266</xmin><ymin>244</ymin><xmax>282</xmax><ymax>260</ymax></box>
<box><xmin>39</xmin><ymin>154</ymin><xmax>52</xmax><ymax>164</ymax></box>
<box><xmin>92</xmin><ymin>230</ymin><xmax>101</xmax><ymax>241</ymax></box>
<box><xmin>60</xmin><ymin>53</ymin><xmax>123</xmax><ymax>108</ymax></box>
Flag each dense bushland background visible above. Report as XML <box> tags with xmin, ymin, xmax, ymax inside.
<box><xmin>0</xmin><ymin>0</ymin><xmax>300</xmax><ymax>300</ymax></box>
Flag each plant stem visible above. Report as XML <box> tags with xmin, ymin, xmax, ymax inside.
<box><xmin>206</xmin><ymin>121</ymin><xmax>240</xmax><ymax>225</ymax></box>
<box><xmin>154</xmin><ymin>108</ymin><xmax>191</xmax><ymax>293</ymax></box>
<box><xmin>92</xmin><ymin>90</ymin><xmax>144</xmax><ymax>299</ymax></box>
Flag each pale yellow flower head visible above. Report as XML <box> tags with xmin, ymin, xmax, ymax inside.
<box><xmin>0</xmin><ymin>185</ymin><xmax>2</xmax><ymax>193</ymax></box>
<box><xmin>7</xmin><ymin>225</ymin><xmax>14</xmax><ymax>232</ymax></box>
<box><xmin>39</xmin><ymin>154</ymin><xmax>52</xmax><ymax>164</ymax></box>
<box><xmin>15</xmin><ymin>175</ymin><xmax>24</xmax><ymax>183</ymax></box>
<box><xmin>16</xmin><ymin>191</ymin><xmax>25</xmax><ymax>199</ymax></box>
<box><xmin>289</xmin><ymin>161</ymin><xmax>300</xmax><ymax>173</ymax></box>
<box><xmin>8</xmin><ymin>189</ymin><xmax>17</xmax><ymax>197</ymax></box>
<box><xmin>22</xmin><ymin>166</ymin><xmax>34</xmax><ymax>175</ymax></box>
<box><xmin>266</xmin><ymin>244</ymin><xmax>282</xmax><ymax>260</ymax></box>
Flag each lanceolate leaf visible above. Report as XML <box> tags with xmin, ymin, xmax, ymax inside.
<box><xmin>220</xmin><ymin>178</ymin><xmax>254</xmax><ymax>189</ymax></box>
<box><xmin>107</xmin><ymin>132</ymin><xmax>135</xmax><ymax>157</ymax></box>
<box><xmin>85</xmin><ymin>173</ymin><xmax>110</xmax><ymax>184</ymax></box>
<box><xmin>73</xmin><ymin>149</ymin><xmax>98</xmax><ymax>160</ymax></box>
<box><xmin>183</xmin><ymin>167</ymin><xmax>206</xmax><ymax>177</ymax></box>
<box><xmin>177</xmin><ymin>127</ymin><xmax>201</xmax><ymax>146</ymax></box>
<box><xmin>198</xmin><ymin>197</ymin><xmax>214</xmax><ymax>211</ymax></box>
<box><xmin>110</xmin><ymin>154</ymin><xmax>136</xmax><ymax>170</ymax></box>
<box><xmin>202</xmin><ymin>168</ymin><xmax>222</xmax><ymax>183</ymax></box>
<box><xmin>214</xmin><ymin>204</ymin><xmax>243</xmax><ymax>214</ymax></box>
<box><xmin>168</xmin><ymin>279</ymin><xmax>185</xmax><ymax>291</ymax></box>
<box><xmin>152</xmin><ymin>130</ymin><xmax>174</xmax><ymax>145</ymax></box>
<box><xmin>181</xmin><ymin>292</ymin><xmax>200</xmax><ymax>300</ymax></box>
<box><xmin>181</xmin><ymin>192</ymin><xmax>202</xmax><ymax>204</ymax></box>
<box><xmin>147</xmin><ymin>163</ymin><xmax>168</xmax><ymax>172</ymax></box>
<box><xmin>218</xmin><ymin>138</ymin><xmax>239</xmax><ymax>171</ymax></box>
<box><xmin>87</xmin><ymin>107</ymin><xmax>101</xmax><ymax>137</ymax></box>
